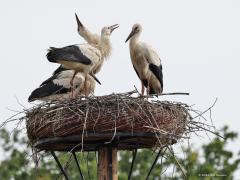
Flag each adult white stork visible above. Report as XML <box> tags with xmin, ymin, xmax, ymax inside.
<box><xmin>28</xmin><ymin>67</ymin><xmax>95</xmax><ymax>102</ymax></box>
<box><xmin>75</xmin><ymin>13</ymin><xmax>100</xmax><ymax>46</ymax></box>
<box><xmin>125</xmin><ymin>23</ymin><xmax>163</xmax><ymax>96</ymax></box>
<box><xmin>46</xmin><ymin>24</ymin><xmax>119</xmax><ymax>92</ymax></box>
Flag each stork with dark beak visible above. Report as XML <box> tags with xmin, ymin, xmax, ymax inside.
<box><xmin>75</xmin><ymin>13</ymin><xmax>118</xmax><ymax>74</ymax></box>
<box><xmin>125</xmin><ymin>23</ymin><xmax>163</xmax><ymax>96</ymax></box>
<box><xmin>75</xmin><ymin>13</ymin><xmax>100</xmax><ymax>46</ymax></box>
<box><xmin>28</xmin><ymin>67</ymin><xmax>96</xmax><ymax>102</ymax></box>
<box><xmin>46</xmin><ymin>24</ymin><xmax>119</xmax><ymax>96</ymax></box>
<box><xmin>28</xmin><ymin>68</ymin><xmax>85</xmax><ymax>102</ymax></box>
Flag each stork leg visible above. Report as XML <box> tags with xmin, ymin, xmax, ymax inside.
<box><xmin>70</xmin><ymin>71</ymin><xmax>78</xmax><ymax>98</ymax></box>
<box><xmin>141</xmin><ymin>81</ymin><xmax>145</xmax><ymax>96</ymax></box>
<box><xmin>84</xmin><ymin>75</ymin><xmax>88</xmax><ymax>97</ymax></box>
<box><xmin>147</xmin><ymin>82</ymin><xmax>150</xmax><ymax>96</ymax></box>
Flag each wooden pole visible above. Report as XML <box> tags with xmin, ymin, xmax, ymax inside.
<box><xmin>112</xmin><ymin>148</ymin><xmax>118</xmax><ymax>180</ymax></box>
<box><xmin>98</xmin><ymin>147</ymin><xmax>108</xmax><ymax>180</ymax></box>
<box><xmin>98</xmin><ymin>147</ymin><xmax>118</xmax><ymax>180</ymax></box>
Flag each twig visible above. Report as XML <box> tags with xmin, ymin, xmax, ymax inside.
<box><xmin>167</xmin><ymin>146</ymin><xmax>187</xmax><ymax>179</ymax></box>
<box><xmin>160</xmin><ymin>92</ymin><xmax>190</xmax><ymax>96</ymax></box>
<box><xmin>190</xmin><ymin>121</ymin><xmax>224</xmax><ymax>139</ymax></box>
<box><xmin>192</xmin><ymin>98</ymin><xmax>217</xmax><ymax>119</ymax></box>
<box><xmin>81</xmin><ymin>103</ymin><xmax>89</xmax><ymax>152</ymax></box>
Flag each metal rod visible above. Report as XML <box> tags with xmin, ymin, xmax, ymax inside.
<box><xmin>35</xmin><ymin>132</ymin><xmax>159</xmax><ymax>146</ymax></box>
<box><xmin>108</xmin><ymin>147</ymin><xmax>113</xmax><ymax>180</ymax></box>
<box><xmin>145</xmin><ymin>148</ymin><xmax>163</xmax><ymax>180</ymax></box>
<box><xmin>86</xmin><ymin>152</ymin><xmax>92</xmax><ymax>180</ymax></box>
<box><xmin>50</xmin><ymin>151</ymin><xmax>70</xmax><ymax>180</ymax></box>
<box><xmin>72</xmin><ymin>152</ymin><xmax>84</xmax><ymax>180</ymax></box>
<box><xmin>127</xmin><ymin>149</ymin><xmax>137</xmax><ymax>180</ymax></box>
<box><xmin>34</xmin><ymin>132</ymin><xmax>161</xmax><ymax>152</ymax></box>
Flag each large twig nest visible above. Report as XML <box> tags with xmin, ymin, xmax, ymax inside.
<box><xmin>26</xmin><ymin>91</ymin><xmax>190</xmax><ymax>151</ymax></box>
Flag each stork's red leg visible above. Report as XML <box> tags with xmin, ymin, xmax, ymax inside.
<box><xmin>70</xmin><ymin>71</ymin><xmax>78</xmax><ymax>98</ymax></box>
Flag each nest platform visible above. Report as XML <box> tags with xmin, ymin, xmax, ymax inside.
<box><xmin>26</xmin><ymin>91</ymin><xmax>190</xmax><ymax>152</ymax></box>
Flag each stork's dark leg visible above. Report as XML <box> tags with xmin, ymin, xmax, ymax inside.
<box><xmin>147</xmin><ymin>81</ymin><xmax>150</xmax><ymax>95</ymax></box>
<box><xmin>84</xmin><ymin>76</ymin><xmax>87</xmax><ymax>97</ymax></box>
<box><xmin>141</xmin><ymin>81</ymin><xmax>145</xmax><ymax>96</ymax></box>
<box><xmin>70</xmin><ymin>71</ymin><xmax>78</xmax><ymax>98</ymax></box>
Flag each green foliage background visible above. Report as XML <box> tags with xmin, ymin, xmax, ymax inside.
<box><xmin>0</xmin><ymin>126</ymin><xmax>239</xmax><ymax>180</ymax></box>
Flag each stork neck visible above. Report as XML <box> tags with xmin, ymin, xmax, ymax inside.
<box><xmin>130</xmin><ymin>34</ymin><xmax>140</xmax><ymax>46</ymax></box>
<box><xmin>99</xmin><ymin>37</ymin><xmax>111</xmax><ymax>59</ymax></box>
<box><xmin>84</xmin><ymin>32</ymin><xmax>93</xmax><ymax>42</ymax></box>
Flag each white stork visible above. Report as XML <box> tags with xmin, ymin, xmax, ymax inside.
<box><xmin>75</xmin><ymin>14</ymin><xmax>117</xmax><ymax>74</ymax></box>
<box><xmin>125</xmin><ymin>23</ymin><xmax>163</xmax><ymax>96</ymax></box>
<box><xmin>46</xmin><ymin>24</ymin><xmax>119</xmax><ymax>93</ymax></box>
<box><xmin>75</xmin><ymin>13</ymin><xmax>100</xmax><ymax>46</ymax></box>
<box><xmin>28</xmin><ymin>66</ymin><xmax>95</xmax><ymax>102</ymax></box>
<box><xmin>52</xmin><ymin>66</ymin><xmax>95</xmax><ymax>96</ymax></box>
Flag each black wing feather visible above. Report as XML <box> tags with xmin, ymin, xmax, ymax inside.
<box><xmin>28</xmin><ymin>81</ymin><xmax>69</xmax><ymax>102</ymax></box>
<box><xmin>40</xmin><ymin>74</ymin><xmax>58</xmax><ymax>87</ymax></box>
<box><xmin>149</xmin><ymin>87</ymin><xmax>156</xmax><ymax>95</ymax></box>
<box><xmin>40</xmin><ymin>66</ymin><xmax>68</xmax><ymax>86</ymax></box>
<box><xmin>149</xmin><ymin>64</ymin><xmax>163</xmax><ymax>89</ymax></box>
<box><xmin>46</xmin><ymin>45</ymin><xmax>92</xmax><ymax>65</ymax></box>
<box><xmin>53</xmin><ymin>65</ymin><xmax>68</xmax><ymax>75</ymax></box>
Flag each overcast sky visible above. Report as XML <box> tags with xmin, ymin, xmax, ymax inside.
<box><xmin>0</xmin><ymin>0</ymin><xmax>240</xmax><ymax>177</ymax></box>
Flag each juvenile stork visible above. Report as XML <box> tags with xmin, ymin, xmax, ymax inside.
<box><xmin>28</xmin><ymin>67</ymin><xmax>96</xmax><ymax>102</ymax></box>
<box><xmin>125</xmin><ymin>24</ymin><xmax>163</xmax><ymax>96</ymax></box>
<box><xmin>75</xmin><ymin>13</ymin><xmax>100</xmax><ymax>46</ymax></box>
<box><xmin>28</xmin><ymin>69</ymin><xmax>84</xmax><ymax>102</ymax></box>
<box><xmin>46</xmin><ymin>24</ymin><xmax>119</xmax><ymax>92</ymax></box>
<box><xmin>75</xmin><ymin>14</ymin><xmax>117</xmax><ymax>74</ymax></box>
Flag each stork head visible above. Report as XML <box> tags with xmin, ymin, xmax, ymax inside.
<box><xmin>101</xmin><ymin>24</ymin><xmax>119</xmax><ymax>38</ymax></box>
<box><xmin>125</xmin><ymin>23</ymin><xmax>142</xmax><ymax>43</ymax></box>
<box><xmin>99</xmin><ymin>24</ymin><xmax>119</xmax><ymax>58</ymax></box>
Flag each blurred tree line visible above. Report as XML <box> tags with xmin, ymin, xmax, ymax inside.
<box><xmin>0</xmin><ymin>126</ymin><xmax>239</xmax><ymax>180</ymax></box>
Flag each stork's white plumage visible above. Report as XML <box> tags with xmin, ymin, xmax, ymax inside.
<box><xmin>28</xmin><ymin>67</ymin><xmax>95</xmax><ymax>102</ymax></box>
<box><xmin>75</xmin><ymin>13</ymin><xmax>100</xmax><ymax>46</ymax></box>
<box><xmin>28</xmin><ymin>69</ymin><xmax>84</xmax><ymax>102</ymax></box>
<box><xmin>75</xmin><ymin>14</ymin><xmax>118</xmax><ymax>74</ymax></box>
<box><xmin>46</xmin><ymin>24</ymin><xmax>119</xmax><ymax>92</ymax></box>
<box><xmin>92</xmin><ymin>25</ymin><xmax>118</xmax><ymax>74</ymax></box>
<box><xmin>125</xmin><ymin>24</ymin><xmax>163</xmax><ymax>96</ymax></box>
<box><xmin>83</xmin><ymin>74</ymin><xmax>96</xmax><ymax>96</ymax></box>
<box><xmin>53</xmin><ymin>66</ymin><xmax>96</xmax><ymax>96</ymax></box>
<box><xmin>47</xmin><ymin>44</ymin><xmax>100</xmax><ymax>85</ymax></box>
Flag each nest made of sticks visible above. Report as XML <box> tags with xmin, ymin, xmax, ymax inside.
<box><xmin>26</xmin><ymin>91</ymin><xmax>190</xmax><ymax>151</ymax></box>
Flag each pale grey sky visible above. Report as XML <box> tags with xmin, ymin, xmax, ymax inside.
<box><xmin>0</xmin><ymin>0</ymin><xmax>240</xmax><ymax>177</ymax></box>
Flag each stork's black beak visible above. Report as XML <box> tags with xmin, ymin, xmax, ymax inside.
<box><xmin>75</xmin><ymin>13</ymin><xmax>83</xmax><ymax>29</ymax></box>
<box><xmin>125</xmin><ymin>29</ymin><xmax>136</xmax><ymax>43</ymax></box>
<box><xmin>90</xmin><ymin>73</ymin><xmax>101</xmax><ymax>85</ymax></box>
<box><xmin>109</xmin><ymin>24</ymin><xmax>119</xmax><ymax>33</ymax></box>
